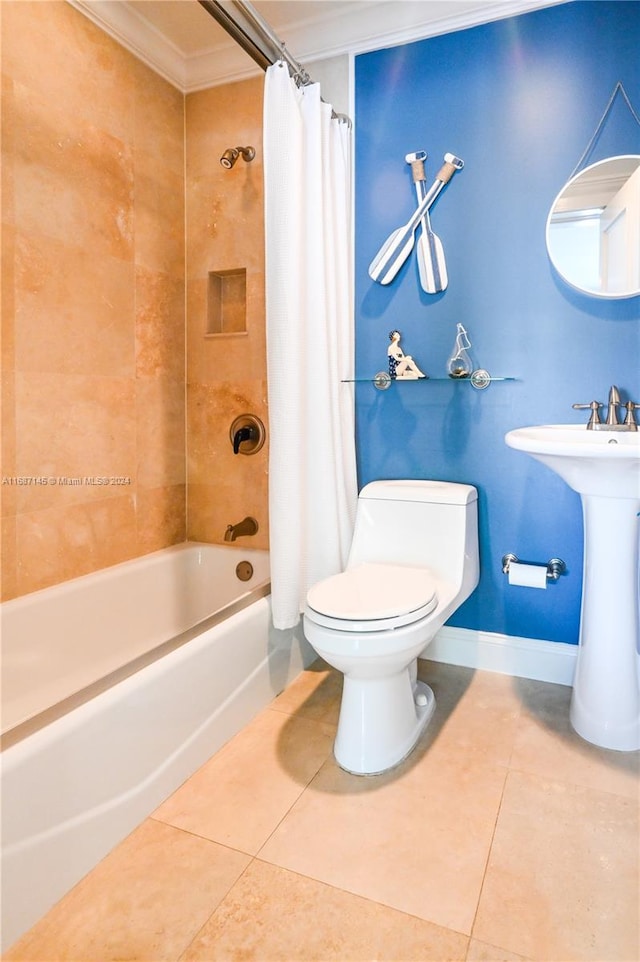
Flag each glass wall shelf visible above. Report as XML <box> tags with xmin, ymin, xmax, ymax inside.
<box><xmin>342</xmin><ymin>372</ymin><xmax>518</xmax><ymax>391</ymax></box>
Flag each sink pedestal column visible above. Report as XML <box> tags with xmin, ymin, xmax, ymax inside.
<box><xmin>570</xmin><ymin>495</ymin><xmax>640</xmax><ymax>751</ymax></box>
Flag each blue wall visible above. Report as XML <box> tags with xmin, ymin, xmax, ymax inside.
<box><xmin>354</xmin><ymin>1</ymin><xmax>640</xmax><ymax>645</ymax></box>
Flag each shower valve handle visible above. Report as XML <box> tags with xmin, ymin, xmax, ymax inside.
<box><xmin>229</xmin><ymin>414</ymin><xmax>266</xmax><ymax>455</ymax></box>
<box><xmin>233</xmin><ymin>426</ymin><xmax>255</xmax><ymax>454</ymax></box>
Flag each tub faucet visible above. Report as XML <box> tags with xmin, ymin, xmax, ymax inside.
<box><xmin>224</xmin><ymin>516</ymin><xmax>259</xmax><ymax>542</ymax></box>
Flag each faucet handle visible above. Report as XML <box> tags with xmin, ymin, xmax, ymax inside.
<box><xmin>572</xmin><ymin>400</ymin><xmax>603</xmax><ymax>429</ymax></box>
<box><xmin>623</xmin><ymin>401</ymin><xmax>640</xmax><ymax>430</ymax></box>
<box><xmin>233</xmin><ymin>425</ymin><xmax>254</xmax><ymax>454</ymax></box>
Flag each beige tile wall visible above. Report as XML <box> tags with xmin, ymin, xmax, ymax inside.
<box><xmin>1</xmin><ymin>2</ymin><xmax>187</xmax><ymax>599</ymax></box>
<box><xmin>185</xmin><ymin>79</ymin><xmax>269</xmax><ymax>550</ymax></box>
<box><xmin>1</xmin><ymin>3</ymin><xmax>269</xmax><ymax>600</ymax></box>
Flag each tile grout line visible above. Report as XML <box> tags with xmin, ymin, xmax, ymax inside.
<box><xmin>175</xmin><ymin>849</ymin><xmax>474</xmax><ymax>962</ymax></box>
<box><xmin>503</xmin><ymin>676</ymin><xmax>640</xmax><ymax>798</ymax></box>
<box><xmin>253</xmin><ymin>746</ymin><xmax>336</xmax><ymax>858</ymax></box>
<box><xmin>251</xmin><ymin>855</ymin><xmax>473</xmax><ymax>948</ymax></box>
<box><xmin>148</xmin><ymin>813</ymin><xmax>256</xmax><ymax>858</ymax></box>
<box><xmin>250</xmin><ymin>710</ymin><xmax>478</xmax><ymax>951</ymax></box>
<box><xmin>463</xmin><ymin>693</ymin><xmax>531</xmax><ymax>959</ymax></box>
<box><xmin>263</xmin><ymin>703</ymin><xmax>337</xmax><ymax>733</ymax></box>
<box><xmin>175</xmin><ymin>855</ymin><xmax>260</xmax><ymax>962</ymax></box>
<box><xmin>171</xmin><ymin>703</ymin><xmax>338</xmax><ymax>962</ymax></box>
<box><xmin>463</xmin><ymin>691</ymin><xmax>534</xmax><ymax>960</ymax></box>
<box><xmin>259</xmin><ymin>666</ymin><xmax>520</xmax><ymax>953</ymax></box>
<box><xmin>465</xmin><ymin>762</ymin><xmax>511</xmax><ymax>958</ymax></box>
<box><xmin>154</xmin><ymin>710</ymin><xmax>331</xmax><ymax>962</ymax></box>
<box><xmin>505</xmin><ymin>757</ymin><xmax>640</xmax><ymax>801</ymax></box>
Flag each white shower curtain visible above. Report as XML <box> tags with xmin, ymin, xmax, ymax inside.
<box><xmin>264</xmin><ymin>61</ymin><xmax>358</xmax><ymax>630</ymax></box>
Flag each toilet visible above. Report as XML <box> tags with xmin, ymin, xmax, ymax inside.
<box><xmin>303</xmin><ymin>479</ymin><xmax>479</xmax><ymax>775</ymax></box>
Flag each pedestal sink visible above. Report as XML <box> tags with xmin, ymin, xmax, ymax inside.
<box><xmin>505</xmin><ymin>425</ymin><xmax>640</xmax><ymax>751</ymax></box>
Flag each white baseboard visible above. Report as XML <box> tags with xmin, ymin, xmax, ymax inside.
<box><xmin>423</xmin><ymin>626</ymin><xmax>577</xmax><ymax>687</ymax></box>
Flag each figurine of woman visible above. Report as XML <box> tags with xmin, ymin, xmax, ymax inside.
<box><xmin>387</xmin><ymin>330</ymin><xmax>426</xmax><ymax>379</ymax></box>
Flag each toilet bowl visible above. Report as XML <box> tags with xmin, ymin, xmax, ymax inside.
<box><xmin>303</xmin><ymin>480</ymin><xmax>479</xmax><ymax>775</ymax></box>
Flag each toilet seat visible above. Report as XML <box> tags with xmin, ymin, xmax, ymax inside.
<box><xmin>305</xmin><ymin>562</ymin><xmax>438</xmax><ymax>632</ymax></box>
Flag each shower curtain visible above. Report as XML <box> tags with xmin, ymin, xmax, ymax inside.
<box><xmin>264</xmin><ymin>61</ymin><xmax>358</xmax><ymax>630</ymax></box>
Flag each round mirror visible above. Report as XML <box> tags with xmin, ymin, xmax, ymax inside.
<box><xmin>546</xmin><ymin>154</ymin><xmax>640</xmax><ymax>299</ymax></box>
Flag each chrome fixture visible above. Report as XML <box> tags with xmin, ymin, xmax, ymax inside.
<box><xmin>224</xmin><ymin>516</ymin><xmax>259</xmax><ymax>542</ymax></box>
<box><xmin>229</xmin><ymin>414</ymin><xmax>266</xmax><ymax>454</ymax></box>
<box><xmin>220</xmin><ymin>145</ymin><xmax>256</xmax><ymax>169</ymax></box>
<box><xmin>606</xmin><ymin>384</ymin><xmax>621</xmax><ymax>426</ymax></box>
<box><xmin>502</xmin><ymin>553</ymin><xmax>567</xmax><ymax>581</ymax></box>
<box><xmin>623</xmin><ymin>400</ymin><xmax>640</xmax><ymax>430</ymax></box>
<box><xmin>572</xmin><ymin>399</ymin><xmax>603</xmax><ymax>429</ymax></box>
<box><xmin>573</xmin><ymin>385</ymin><xmax>639</xmax><ymax>431</ymax></box>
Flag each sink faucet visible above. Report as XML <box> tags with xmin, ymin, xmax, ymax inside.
<box><xmin>605</xmin><ymin>385</ymin><xmax>621</xmax><ymax>426</ymax></box>
<box><xmin>573</xmin><ymin>385</ymin><xmax>639</xmax><ymax>431</ymax></box>
<box><xmin>224</xmin><ymin>516</ymin><xmax>259</xmax><ymax>542</ymax></box>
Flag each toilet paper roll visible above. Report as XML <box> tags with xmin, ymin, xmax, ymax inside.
<box><xmin>508</xmin><ymin>561</ymin><xmax>547</xmax><ymax>589</ymax></box>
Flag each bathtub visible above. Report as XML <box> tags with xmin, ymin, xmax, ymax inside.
<box><xmin>0</xmin><ymin>543</ymin><xmax>313</xmax><ymax>951</ymax></box>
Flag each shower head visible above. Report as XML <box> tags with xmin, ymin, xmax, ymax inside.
<box><xmin>220</xmin><ymin>146</ymin><xmax>256</xmax><ymax>169</ymax></box>
<box><xmin>220</xmin><ymin>148</ymin><xmax>239</xmax><ymax>169</ymax></box>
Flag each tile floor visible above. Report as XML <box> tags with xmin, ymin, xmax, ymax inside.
<box><xmin>5</xmin><ymin>659</ymin><xmax>639</xmax><ymax>962</ymax></box>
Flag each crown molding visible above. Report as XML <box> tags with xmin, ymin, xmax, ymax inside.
<box><xmin>67</xmin><ymin>0</ymin><xmax>568</xmax><ymax>94</ymax></box>
<box><xmin>67</xmin><ymin>0</ymin><xmax>188</xmax><ymax>89</ymax></box>
<box><xmin>260</xmin><ymin>0</ymin><xmax>566</xmax><ymax>65</ymax></box>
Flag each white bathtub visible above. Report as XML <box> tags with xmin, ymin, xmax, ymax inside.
<box><xmin>0</xmin><ymin>543</ymin><xmax>313</xmax><ymax>951</ymax></box>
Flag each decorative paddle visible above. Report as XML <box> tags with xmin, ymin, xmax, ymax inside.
<box><xmin>368</xmin><ymin>153</ymin><xmax>463</xmax><ymax>286</ymax></box>
<box><xmin>405</xmin><ymin>151</ymin><xmax>448</xmax><ymax>293</ymax></box>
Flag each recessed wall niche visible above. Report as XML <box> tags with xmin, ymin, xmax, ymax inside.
<box><xmin>207</xmin><ymin>268</ymin><xmax>247</xmax><ymax>335</ymax></box>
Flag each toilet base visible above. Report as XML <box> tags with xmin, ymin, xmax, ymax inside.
<box><xmin>334</xmin><ymin>675</ymin><xmax>435</xmax><ymax>776</ymax></box>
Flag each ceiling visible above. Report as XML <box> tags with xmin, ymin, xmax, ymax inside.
<box><xmin>68</xmin><ymin>0</ymin><xmax>566</xmax><ymax>92</ymax></box>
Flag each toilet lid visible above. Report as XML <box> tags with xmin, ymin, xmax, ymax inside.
<box><xmin>306</xmin><ymin>563</ymin><xmax>437</xmax><ymax>623</ymax></box>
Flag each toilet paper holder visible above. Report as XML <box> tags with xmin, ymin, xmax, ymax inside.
<box><xmin>502</xmin><ymin>553</ymin><xmax>567</xmax><ymax>581</ymax></box>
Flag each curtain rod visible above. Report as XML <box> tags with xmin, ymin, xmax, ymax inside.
<box><xmin>197</xmin><ymin>0</ymin><xmax>351</xmax><ymax>124</ymax></box>
<box><xmin>198</xmin><ymin>0</ymin><xmax>311</xmax><ymax>84</ymax></box>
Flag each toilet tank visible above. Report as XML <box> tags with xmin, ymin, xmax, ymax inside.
<box><xmin>347</xmin><ymin>480</ymin><xmax>478</xmax><ymax>587</ymax></box>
